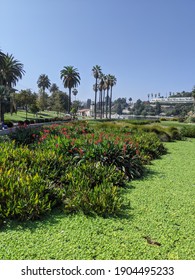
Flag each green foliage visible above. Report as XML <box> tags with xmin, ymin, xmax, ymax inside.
<box><xmin>180</xmin><ymin>125</ymin><xmax>195</xmax><ymax>138</ymax></box>
<box><xmin>9</xmin><ymin>126</ymin><xmax>41</xmax><ymax>145</ymax></box>
<box><xmin>0</xmin><ymin>170</ymin><xmax>52</xmax><ymax>220</ymax></box>
<box><xmin>131</xmin><ymin>132</ymin><xmax>167</xmax><ymax>163</ymax></box>
<box><xmin>61</xmin><ymin>163</ymin><xmax>125</xmax><ymax>216</ymax></box>
<box><xmin>0</xmin><ymin>121</ymin><xmax>168</xmax><ymax>221</ymax></box>
<box><xmin>0</xmin><ymin>140</ymin><xmax>195</xmax><ymax>260</ymax></box>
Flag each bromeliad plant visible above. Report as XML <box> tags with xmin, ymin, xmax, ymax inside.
<box><xmin>0</xmin><ymin>121</ymin><xmax>167</xmax><ymax>221</ymax></box>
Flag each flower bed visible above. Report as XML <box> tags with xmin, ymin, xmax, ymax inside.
<box><xmin>0</xmin><ymin>121</ymin><xmax>167</xmax><ymax>222</ymax></box>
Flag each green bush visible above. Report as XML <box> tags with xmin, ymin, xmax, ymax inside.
<box><xmin>132</xmin><ymin>132</ymin><xmax>167</xmax><ymax>163</ymax></box>
<box><xmin>9</xmin><ymin>126</ymin><xmax>41</xmax><ymax>145</ymax></box>
<box><xmin>0</xmin><ymin>170</ymin><xmax>52</xmax><ymax>220</ymax></box>
<box><xmin>180</xmin><ymin>126</ymin><xmax>195</xmax><ymax>138</ymax></box>
<box><xmin>61</xmin><ymin>162</ymin><xmax>124</xmax><ymax>216</ymax></box>
<box><xmin>0</xmin><ymin>141</ymin><xmax>125</xmax><ymax>219</ymax></box>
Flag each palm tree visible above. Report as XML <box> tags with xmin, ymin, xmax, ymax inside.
<box><xmin>109</xmin><ymin>75</ymin><xmax>116</xmax><ymax>119</ymax></box>
<box><xmin>72</xmin><ymin>88</ymin><xmax>78</xmax><ymax>101</ymax></box>
<box><xmin>98</xmin><ymin>76</ymin><xmax>105</xmax><ymax>119</ymax></box>
<box><xmin>104</xmin><ymin>74</ymin><xmax>111</xmax><ymax>119</ymax></box>
<box><xmin>37</xmin><ymin>74</ymin><xmax>51</xmax><ymax>110</ymax></box>
<box><xmin>0</xmin><ymin>52</ymin><xmax>25</xmax><ymax>122</ymax></box>
<box><xmin>50</xmin><ymin>83</ymin><xmax>59</xmax><ymax>94</ymax></box>
<box><xmin>60</xmin><ymin>66</ymin><xmax>80</xmax><ymax>114</ymax></box>
<box><xmin>92</xmin><ymin>65</ymin><xmax>102</xmax><ymax>119</ymax></box>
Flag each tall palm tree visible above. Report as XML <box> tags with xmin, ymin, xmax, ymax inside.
<box><xmin>98</xmin><ymin>76</ymin><xmax>105</xmax><ymax>119</ymax></box>
<box><xmin>92</xmin><ymin>65</ymin><xmax>102</xmax><ymax>119</ymax></box>
<box><xmin>37</xmin><ymin>74</ymin><xmax>51</xmax><ymax>92</ymax></box>
<box><xmin>60</xmin><ymin>66</ymin><xmax>80</xmax><ymax>113</ymax></box>
<box><xmin>104</xmin><ymin>74</ymin><xmax>111</xmax><ymax>119</ymax></box>
<box><xmin>109</xmin><ymin>75</ymin><xmax>116</xmax><ymax>119</ymax></box>
<box><xmin>37</xmin><ymin>74</ymin><xmax>51</xmax><ymax>110</ymax></box>
<box><xmin>0</xmin><ymin>52</ymin><xmax>25</xmax><ymax>122</ymax></box>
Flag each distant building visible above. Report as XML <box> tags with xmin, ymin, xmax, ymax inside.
<box><xmin>77</xmin><ymin>109</ymin><xmax>91</xmax><ymax>117</ymax></box>
<box><xmin>150</xmin><ymin>97</ymin><xmax>193</xmax><ymax>104</ymax></box>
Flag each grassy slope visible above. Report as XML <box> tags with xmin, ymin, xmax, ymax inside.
<box><xmin>4</xmin><ymin>110</ymin><xmax>60</xmax><ymax>122</ymax></box>
<box><xmin>0</xmin><ymin>139</ymin><xmax>195</xmax><ymax>260</ymax></box>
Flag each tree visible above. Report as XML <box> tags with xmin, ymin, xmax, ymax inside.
<box><xmin>72</xmin><ymin>88</ymin><xmax>78</xmax><ymax>100</ymax></box>
<box><xmin>109</xmin><ymin>75</ymin><xmax>116</xmax><ymax>119</ymax></box>
<box><xmin>116</xmin><ymin>103</ymin><xmax>122</xmax><ymax>115</ymax></box>
<box><xmin>17</xmin><ymin>89</ymin><xmax>35</xmax><ymax>119</ymax></box>
<box><xmin>50</xmin><ymin>83</ymin><xmax>59</xmax><ymax>94</ymax></box>
<box><xmin>104</xmin><ymin>74</ymin><xmax>111</xmax><ymax>119</ymax></box>
<box><xmin>192</xmin><ymin>86</ymin><xmax>195</xmax><ymax>112</ymax></box>
<box><xmin>98</xmin><ymin>76</ymin><xmax>104</xmax><ymax>119</ymax></box>
<box><xmin>37</xmin><ymin>74</ymin><xmax>51</xmax><ymax>110</ymax></box>
<box><xmin>60</xmin><ymin>66</ymin><xmax>80</xmax><ymax>114</ymax></box>
<box><xmin>49</xmin><ymin>90</ymin><xmax>68</xmax><ymax>114</ymax></box>
<box><xmin>86</xmin><ymin>99</ymin><xmax>91</xmax><ymax>109</ymax></box>
<box><xmin>0</xmin><ymin>51</ymin><xmax>25</xmax><ymax>121</ymax></box>
<box><xmin>92</xmin><ymin>65</ymin><xmax>102</xmax><ymax>119</ymax></box>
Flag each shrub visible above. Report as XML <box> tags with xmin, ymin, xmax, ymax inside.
<box><xmin>0</xmin><ymin>142</ymin><xmax>68</xmax><ymax>220</ymax></box>
<box><xmin>9</xmin><ymin>126</ymin><xmax>41</xmax><ymax>145</ymax></box>
<box><xmin>61</xmin><ymin>162</ymin><xmax>125</xmax><ymax>216</ymax></box>
<box><xmin>132</xmin><ymin>132</ymin><xmax>167</xmax><ymax>163</ymax></box>
<box><xmin>0</xmin><ymin>170</ymin><xmax>52</xmax><ymax>220</ymax></box>
<box><xmin>180</xmin><ymin>126</ymin><xmax>195</xmax><ymax>138</ymax></box>
<box><xmin>167</xmin><ymin>126</ymin><xmax>181</xmax><ymax>140</ymax></box>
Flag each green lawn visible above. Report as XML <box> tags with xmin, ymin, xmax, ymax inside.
<box><xmin>4</xmin><ymin>110</ymin><xmax>62</xmax><ymax>122</ymax></box>
<box><xmin>0</xmin><ymin>139</ymin><xmax>195</xmax><ymax>260</ymax></box>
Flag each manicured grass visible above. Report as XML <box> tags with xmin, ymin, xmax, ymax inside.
<box><xmin>4</xmin><ymin>110</ymin><xmax>61</xmax><ymax>122</ymax></box>
<box><xmin>0</xmin><ymin>139</ymin><xmax>195</xmax><ymax>260</ymax></box>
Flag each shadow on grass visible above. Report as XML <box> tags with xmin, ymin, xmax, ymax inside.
<box><xmin>0</xmin><ymin>203</ymin><xmax>134</xmax><ymax>233</ymax></box>
<box><xmin>0</xmin><ymin>208</ymin><xmax>65</xmax><ymax>233</ymax></box>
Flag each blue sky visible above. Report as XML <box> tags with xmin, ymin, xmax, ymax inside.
<box><xmin>1</xmin><ymin>0</ymin><xmax>195</xmax><ymax>102</ymax></box>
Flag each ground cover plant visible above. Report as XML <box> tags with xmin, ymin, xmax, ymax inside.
<box><xmin>0</xmin><ymin>121</ymin><xmax>167</xmax><ymax>222</ymax></box>
<box><xmin>0</xmin><ymin>138</ymin><xmax>195</xmax><ymax>259</ymax></box>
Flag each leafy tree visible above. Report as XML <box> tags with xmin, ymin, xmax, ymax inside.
<box><xmin>16</xmin><ymin>89</ymin><xmax>36</xmax><ymax>119</ymax></box>
<box><xmin>60</xmin><ymin>66</ymin><xmax>80</xmax><ymax>113</ymax></box>
<box><xmin>116</xmin><ymin>103</ymin><xmax>122</xmax><ymax>115</ymax></box>
<box><xmin>192</xmin><ymin>86</ymin><xmax>195</xmax><ymax>112</ymax></box>
<box><xmin>92</xmin><ymin>65</ymin><xmax>102</xmax><ymax>119</ymax></box>
<box><xmin>49</xmin><ymin>90</ymin><xmax>68</xmax><ymax>114</ymax></box>
<box><xmin>155</xmin><ymin>102</ymin><xmax>161</xmax><ymax>115</ymax></box>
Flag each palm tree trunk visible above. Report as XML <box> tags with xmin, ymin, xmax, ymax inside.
<box><xmin>100</xmin><ymin>90</ymin><xmax>102</xmax><ymax>119</ymax></box>
<box><xmin>94</xmin><ymin>78</ymin><xmax>97</xmax><ymax>119</ymax></box>
<box><xmin>109</xmin><ymin>86</ymin><xmax>113</xmax><ymax>119</ymax></box>
<box><xmin>68</xmin><ymin>87</ymin><xmax>71</xmax><ymax>113</ymax></box>
<box><xmin>0</xmin><ymin>98</ymin><xmax>4</xmax><ymax>122</ymax></box>
<box><xmin>106</xmin><ymin>88</ymin><xmax>109</xmax><ymax>119</ymax></box>
<box><xmin>102</xmin><ymin>89</ymin><xmax>105</xmax><ymax>118</ymax></box>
